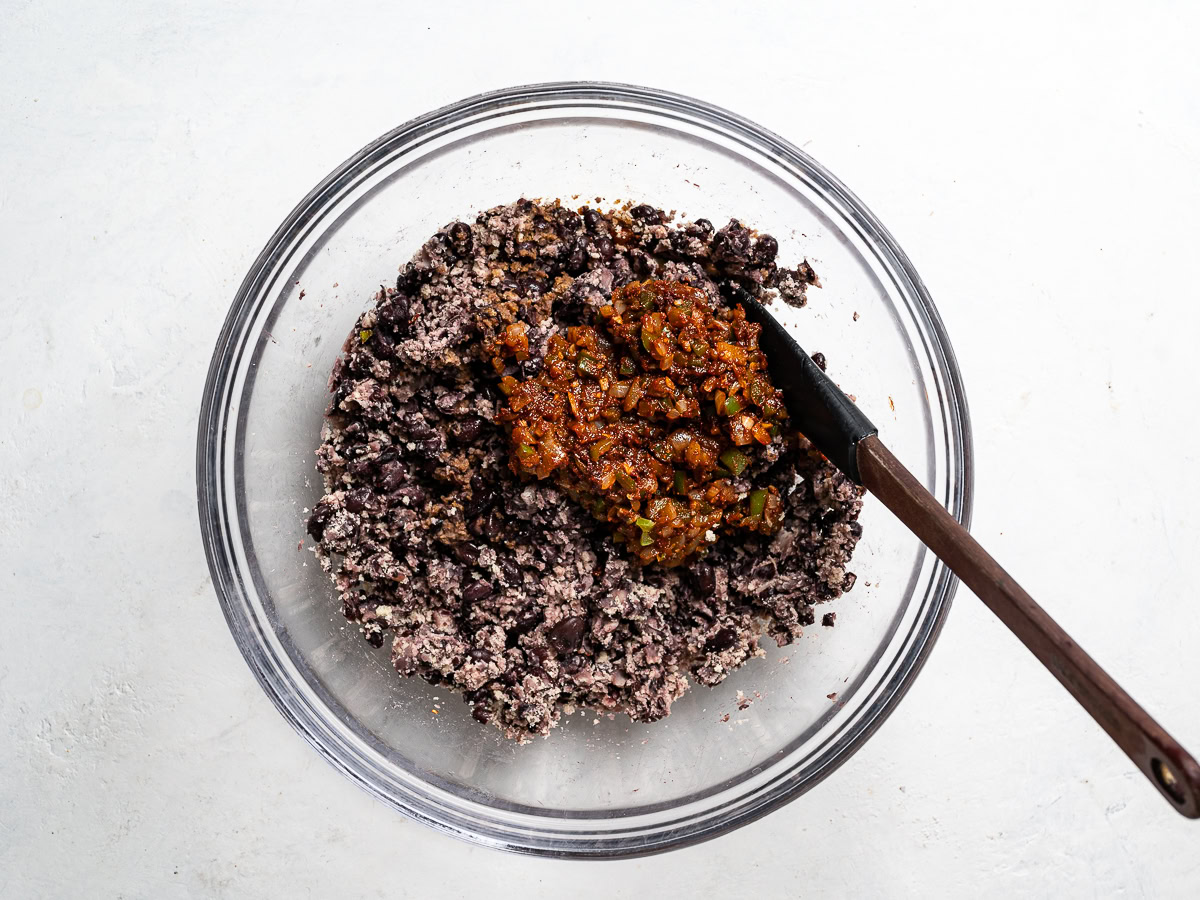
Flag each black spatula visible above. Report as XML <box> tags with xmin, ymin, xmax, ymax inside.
<box><xmin>738</xmin><ymin>290</ymin><xmax>1200</xmax><ymax>819</ymax></box>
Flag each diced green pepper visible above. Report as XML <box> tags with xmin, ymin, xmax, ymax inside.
<box><xmin>723</xmin><ymin>396</ymin><xmax>742</xmax><ymax>415</ymax></box>
<box><xmin>719</xmin><ymin>448</ymin><xmax>748</xmax><ymax>476</ymax></box>
<box><xmin>748</xmin><ymin>488</ymin><xmax>767</xmax><ymax>519</ymax></box>
<box><xmin>517</xmin><ymin>443</ymin><xmax>536</xmax><ymax>459</ymax></box>
<box><xmin>673</xmin><ymin>471</ymin><xmax>687</xmax><ymax>495</ymax></box>
<box><xmin>359</xmin><ymin>329</ymin><xmax>373</xmax><ymax>343</ymax></box>
<box><xmin>615</xmin><ymin>470</ymin><xmax>637</xmax><ymax>493</ymax></box>
<box><xmin>589</xmin><ymin>435</ymin><xmax>616</xmax><ymax>461</ymax></box>
<box><xmin>634</xmin><ymin>516</ymin><xmax>655</xmax><ymax>532</ymax></box>
<box><xmin>576</xmin><ymin>351</ymin><xmax>601</xmax><ymax>377</ymax></box>
<box><xmin>619</xmin><ymin>357</ymin><xmax>635</xmax><ymax>377</ymax></box>
<box><xmin>639</xmin><ymin>532</ymin><xmax>654</xmax><ymax>546</ymax></box>
<box><xmin>593</xmin><ymin>499</ymin><xmax>607</xmax><ymax>517</ymax></box>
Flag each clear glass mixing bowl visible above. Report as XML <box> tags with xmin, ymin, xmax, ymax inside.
<box><xmin>197</xmin><ymin>82</ymin><xmax>972</xmax><ymax>858</ymax></box>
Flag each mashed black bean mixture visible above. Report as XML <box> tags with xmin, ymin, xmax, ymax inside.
<box><xmin>307</xmin><ymin>200</ymin><xmax>863</xmax><ymax>741</ymax></box>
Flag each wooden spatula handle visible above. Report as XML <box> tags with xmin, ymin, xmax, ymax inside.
<box><xmin>857</xmin><ymin>435</ymin><xmax>1200</xmax><ymax>817</ymax></box>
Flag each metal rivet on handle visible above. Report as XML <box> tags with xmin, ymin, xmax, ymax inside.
<box><xmin>1152</xmin><ymin>758</ymin><xmax>1186</xmax><ymax>805</ymax></box>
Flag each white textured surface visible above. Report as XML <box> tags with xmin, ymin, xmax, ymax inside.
<box><xmin>2</xmin><ymin>1</ymin><xmax>1198</xmax><ymax>895</ymax></box>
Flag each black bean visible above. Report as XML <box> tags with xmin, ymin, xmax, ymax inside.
<box><xmin>306</xmin><ymin>500</ymin><xmax>334</xmax><ymax>540</ymax></box>
<box><xmin>582</xmin><ymin>207</ymin><xmax>604</xmax><ymax>233</ymax></box>
<box><xmin>434</xmin><ymin>390</ymin><xmax>464</xmax><ymax>414</ymax></box>
<box><xmin>559</xmin><ymin>209</ymin><xmax>583</xmax><ymax>232</ymax></box>
<box><xmin>562</xmin><ymin>653</ymin><xmax>585</xmax><ymax>674</ymax></box>
<box><xmin>843</xmin><ymin>572</ymin><xmax>857</xmax><ymax>592</ymax></box>
<box><xmin>393</xmin><ymin>485</ymin><xmax>426</xmax><ymax>508</ymax></box>
<box><xmin>452</xmin><ymin>415</ymin><xmax>487</xmax><ymax>445</ymax></box>
<box><xmin>630</xmin><ymin>204</ymin><xmax>663</xmax><ymax>225</ymax></box>
<box><xmin>688</xmin><ymin>561</ymin><xmax>716</xmax><ymax>597</ymax></box>
<box><xmin>547</xmin><ymin>616</ymin><xmax>586</xmax><ymax>654</ymax></box>
<box><xmin>705</xmin><ymin>627</ymin><xmax>737</xmax><ymax>653</ymax></box>
<box><xmin>345</xmin><ymin>488</ymin><xmax>374</xmax><ymax>514</ymax></box>
<box><xmin>515</xmin><ymin>240</ymin><xmax>536</xmax><ymax>260</ymax></box>
<box><xmin>423</xmin><ymin>670</ymin><xmax>442</xmax><ymax>685</ymax></box>
<box><xmin>630</xmin><ymin>249</ymin><xmax>658</xmax><ymax>278</ymax></box>
<box><xmin>497</xmin><ymin>556</ymin><xmax>520</xmax><ymax>585</ymax></box>
<box><xmin>507</xmin><ymin>608</ymin><xmax>542</xmax><ymax>643</ymax></box>
<box><xmin>810</xmin><ymin>351</ymin><xmax>826</xmax><ymax>371</ymax></box>
<box><xmin>447</xmin><ymin>221</ymin><xmax>473</xmax><ymax>256</ymax></box>
<box><xmin>484</xmin><ymin>509</ymin><xmax>505</xmax><ymax>541</ymax></box>
<box><xmin>822</xmin><ymin>612</ymin><xmax>837</xmax><ymax>627</ymax></box>
<box><xmin>849</xmin><ymin>521</ymin><xmax>863</xmax><ymax>538</ymax></box>
<box><xmin>364</xmin><ymin>626</ymin><xmax>385</xmax><ymax>648</ymax></box>
<box><xmin>461</xmin><ymin>580</ymin><xmax>494</xmax><ymax>603</ymax></box>
<box><xmin>378</xmin><ymin>294</ymin><xmax>412</xmax><ymax>336</ymax></box>
<box><xmin>565</xmin><ymin>238</ymin><xmax>586</xmax><ymax>275</ymax></box>
<box><xmin>713</xmin><ymin>219</ymin><xmax>753</xmax><ymax>262</ymax></box>
<box><xmin>346</xmin><ymin>458</ymin><xmax>373</xmax><ymax>478</ymax></box>
<box><xmin>799</xmin><ymin>608</ymin><xmax>816</xmax><ymax>627</ymax></box>
<box><xmin>464</xmin><ymin>487</ymin><xmax>497</xmax><ymax>518</ymax></box>
<box><xmin>518</xmin><ymin>274</ymin><xmax>546</xmax><ymax>298</ymax></box>
<box><xmin>405</xmin><ymin>417</ymin><xmax>436</xmax><ymax>441</ymax></box>
<box><xmin>753</xmin><ymin>234</ymin><xmax>779</xmax><ymax>264</ymax></box>
<box><xmin>378</xmin><ymin>461</ymin><xmax>406</xmax><ymax>492</ymax></box>
<box><xmin>593</xmin><ymin>236</ymin><xmax>614</xmax><ymax>259</ymax></box>
<box><xmin>468</xmin><ymin>649</ymin><xmax>492</xmax><ymax>662</ymax></box>
<box><xmin>692</xmin><ymin>218</ymin><xmax>714</xmax><ymax>236</ymax></box>
<box><xmin>453</xmin><ymin>542</ymin><xmax>481</xmax><ymax>566</ymax></box>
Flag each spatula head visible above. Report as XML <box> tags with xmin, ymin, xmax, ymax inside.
<box><xmin>734</xmin><ymin>287</ymin><xmax>877</xmax><ymax>483</ymax></box>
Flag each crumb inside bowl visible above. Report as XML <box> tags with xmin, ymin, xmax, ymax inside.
<box><xmin>198</xmin><ymin>83</ymin><xmax>970</xmax><ymax>857</ymax></box>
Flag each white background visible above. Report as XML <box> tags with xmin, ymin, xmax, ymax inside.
<box><xmin>3</xmin><ymin>1</ymin><xmax>1199</xmax><ymax>896</ymax></box>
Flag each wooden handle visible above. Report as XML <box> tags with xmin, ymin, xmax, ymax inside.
<box><xmin>857</xmin><ymin>435</ymin><xmax>1200</xmax><ymax>818</ymax></box>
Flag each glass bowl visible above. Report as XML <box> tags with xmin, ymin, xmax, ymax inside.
<box><xmin>197</xmin><ymin>82</ymin><xmax>972</xmax><ymax>858</ymax></box>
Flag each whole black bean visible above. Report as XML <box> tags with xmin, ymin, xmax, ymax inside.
<box><xmin>582</xmin><ymin>207</ymin><xmax>604</xmax><ymax>233</ymax></box>
<box><xmin>452</xmin><ymin>416</ymin><xmax>487</xmax><ymax>445</ymax></box>
<box><xmin>461</xmin><ymin>580</ymin><xmax>494</xmax><ymax>603</ymax></box>
<box><xmin>558</xmin><ymin>209</ymin><xmax>582</xmax><ymax>232</ymax></box>
<box><xmin>810</xmin><ymin>352</ymin><xmax>827</xmax><ymax>371</ymax></box>
<box><xmin>630</xmin><ymin>204</ymin><xmax>663</xmax><ymax>224</ymax></box>
<box><xmin>547</xmin><ymin>616</ymin><xmax>586</xmax><ymax>654</ymax></box>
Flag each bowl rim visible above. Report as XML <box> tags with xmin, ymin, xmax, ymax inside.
<box><xmin>197</xmin><ymin>79</ymin><xmax>974</xmax><ymax>858</ymax></box>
